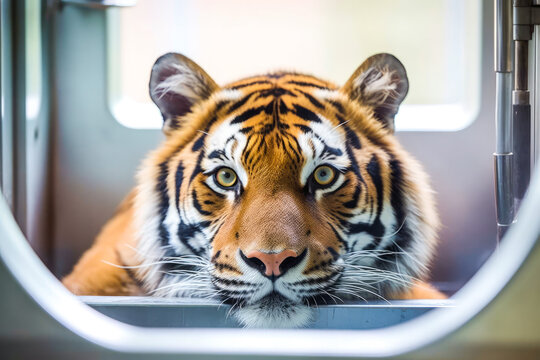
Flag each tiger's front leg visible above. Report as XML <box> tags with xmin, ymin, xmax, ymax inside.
<box><xmin>62</xmin><ymin>194</ymin><xmax>143</xmax><ymax>296</ymax></box>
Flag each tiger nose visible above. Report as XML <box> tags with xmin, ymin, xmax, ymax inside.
<box><xmin>240</xmin><ymin>249</ymin><xmax>305</xmax><ymax>277</ymax></box>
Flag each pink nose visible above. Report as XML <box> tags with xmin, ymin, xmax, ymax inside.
<box><xmin>246</xmin><ymin>249</ymin><xmax>299</xmax><ymax>276</ymax></box>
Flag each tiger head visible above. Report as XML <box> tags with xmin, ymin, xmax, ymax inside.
<box><xmin>133</xmin><ymin>53</ymin><xmax>439</xmax><ymax>328</ymax></box>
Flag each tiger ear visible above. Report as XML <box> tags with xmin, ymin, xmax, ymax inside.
<box><xmin>149</xmin><ymin>53</ymin><xmax>219</xmax><ymax>134</ymax></box>
<box><xmin>342</xmin><ymin>53</ymin><xmax>408</xmax><ymax>132</ymax></box>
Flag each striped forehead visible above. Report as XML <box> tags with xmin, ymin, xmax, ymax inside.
<box><xmin>203</xmin><ymin>79</ymin><xmax>350</xmax><ymax>183</ymax></box>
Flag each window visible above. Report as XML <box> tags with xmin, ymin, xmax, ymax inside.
<box><xmin>107</xmin><ymin>0</ymin><xmax>481</xmax><ymax>131</ymax></box>
<box><xmin>26</xmin><ymin>0</ymin><xmax>42</xmax><ymax>121</ymax></box>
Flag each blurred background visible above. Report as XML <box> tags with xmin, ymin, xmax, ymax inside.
<box><xmin>111</xmin><ymin>0</ymin><xmax>481</xmax><ymax>131</ymax></box>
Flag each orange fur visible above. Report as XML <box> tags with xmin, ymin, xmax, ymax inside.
<box><xmin>394</xmin><ymin>281</ymin><xmax>447</xmax><ymax>300</ymax></box>
<box><xmin>62</xmin><ymin>193</ymin><xmax>142</xmax><ymax>295</ymax></box>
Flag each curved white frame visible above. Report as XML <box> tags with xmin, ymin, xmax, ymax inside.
<box><xmin>1</xmin><ymin>166</ymin><xmax>539</xmax><ymax>357</ymax></box>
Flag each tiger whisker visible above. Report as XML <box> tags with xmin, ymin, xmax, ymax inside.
<box><xmin>340</xmin><ymin>272</ymin><xmax>414</xmax><ymax>287</ymax></box>
<box><xmin>339</xmin><ymin>268</ymin><xmax>415</xmax><ymax>284</ymax></box>
<box><xmin>101</xmin><ymin>259</ymin><xmax>204</xmax><ymax>270</ymax></box>
<box><xmin>329</xmin><ymin>287</ymin><xmax>368</xmax><ymax>303</ymax></box>
<box><xmin>226</xmin><ymin>300</ymin><xmax>242</xmax><ymax>319</ymax></box>
<box><xmin>320</xmin><ymin>289</ymin><xmax>343</xmax><ymax>305</ymax></box>
<box><xmin>387</xmin><ymin>238</ymin><xmax>429</xmax><ymax>272</ymax></box>
<box><xmin>339</xmin><ymin>277</ymin><xmax>414</xmax><ymax>292</ymax></box>
<box><xmin>371</xmin><ymin>215</ymin><xmax>408</xmax><ymax>240</ymax></box>
<box><xmin>149</xmin><ymin>279</ymin><xmax>215</xmax><ymax>295</ymax></box>
<box><xmin>335</xmin><ymin>277</ymin><xmax>380</xmax><ymax>289</ymax></box>
<box><xmin>331</xmin><ymin>119</ymin><xmax>350</xmax><ymax>131</ymax></box>
<box><xmin>333</xmin><ymin>282</ymin><xmax>390</xmax><ymax>304</ymax></box>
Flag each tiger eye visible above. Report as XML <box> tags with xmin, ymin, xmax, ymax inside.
<box><xmin>313</xmin><ymin>165</ymin><xmax>335</xmax><ymax>186</ymax></box>
<box><xmin>216</xmin><ymin>167</ymin><xmax>237</xmax><ymax>188</ymax></box>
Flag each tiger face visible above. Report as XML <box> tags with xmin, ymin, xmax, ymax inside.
<box><xmin>133</xmin><ymin>53</ymin><xmax>439</xmax><ymax>328</ymax></box>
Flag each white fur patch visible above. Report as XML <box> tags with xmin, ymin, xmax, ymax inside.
<box><xmin>234</xmin><ymin>299</ymin><xmax>313</xmax><ymax>328</ymax></box>
<box><xmin>133</xmin><ymin>166</ymin><xmax>169</xmax><ymax>289</ymax></box>
<box><xmin>213</xmin><ymin>89</ymin><xmax>243</xmax><ymax>102</ymax></box>
<box><xmin>313</xmin><ymin>89</ymin><xmax>342</xmax><ymax>101</ymax></box>
<box><xmin>354</xmin><ymin>69</ymin><xmax>397</xmax><ymax>105</ymax></box>
<box><xmin>153</xmin><ymin>63</ymin><xmax>206</xmax><ymax>102</ymax></box>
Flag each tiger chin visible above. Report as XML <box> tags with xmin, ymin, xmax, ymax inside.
<box><xmin>62</xmin><ymin>52</ymin><xmax>445</xmax><ymax>328</ymax></box>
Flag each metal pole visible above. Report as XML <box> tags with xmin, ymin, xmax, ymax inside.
<box><xmin>513</xmin><ymin>0</ymin><xmax>533</xmax><ymax>211</ymax></box>
<box><xmin>494</xmin><ymin>0</ymin><xmax>515</xmax><ymax>240</ymax></box>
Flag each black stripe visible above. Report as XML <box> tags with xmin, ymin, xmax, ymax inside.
<box><xmin>177</xmin><ymin>221</ymin><xmax>201</xmax><ymax>255</ymax></box>
<box><xmin>230</xmin><ymin>106</ymin><xmax>266</xmax><ymax>124</ymax></box>
<box><xmin>388</xmin><ymin>156</ymin><xmax>405</xmax><ymax>220</ymax></box>
<box><xmin>227</xmin><ymin>92</ymin><xmax>255</xmax><ymax>114</ymax></box>
<box><xmin>328</xmin><ymin>222</ymin><xmax>349</xmax><ymax>252</ymax></box>
<box><xmin>192</xmin><ymin>189</ymin><xmax>212</xmax><ymax>216</ymax></box>
<box><xmin>279</xmin><ymin>98</ymin><xmax>290</xmax><ymax>114</ymax></box>
<box><xmin>287</xmin><ymin>80</ymin><xmax>329</xmax><ymax>89</ymax></box>
<box><xmin>327</xmin><ymin>247</ymin><xmax>340</xmax><ymax>261</ymax></box>
<box><xmin>241</xmin><ymin>134</ymin><xmax>256</xmax><ymax>166</ymax></box>
<box><xmin>328</xmin><ymin>100</ymin><xmax>344</xmax><ymax>113</ymax></box>
<box><xmin>320</xmin><ymin>142</ymin><xmax>343</xmax><ymax>157</ymax></box>
<box><xmin>367</xmin><ymin>155</ymin><xmax>384</xmax><ymax>221</ymax></box>
<box><xmin>174</xmin><ymin>161</ymin><xmax>185</xmax><ymax>212</ymax></box>
<box><xmin>347</xmin><ymin>156</ymin><xmax>385</xmax><ymax>245</ymax></box>
<box><xmin>214</xmin><ymin>100</ymin><xmax>229</xmax><ymax>113</ymax></box>
<box><xmin>298</xmin><ymin>90</ymin><xmax>325</xmax><ymax>109</ymax></box>
<box><xmin>156</xmin><ymin>161</ymin><xmax>171</xmax><ymax>249</ymax></box>
<box><xmin>189</xmin><ymin>150</ymin><xmax>205</xmax><ymax>184</ymax></box>
<box><xmin>337</xmin><ymin>210</ymin><xmax>353</xmax><ymax>218</ymax></box>
<box><xmin>256</xmin><ymin>87</ymin><xmax>298</xmax><ymax>100</ymax></box>
<box><xmin>201</xmin><ymin>181</ymin><xmax>225</xmax><ymax>198</ymax></box>
<box><xmin>345</xmin><ymin>126</ymin><xmax>362</xmax><ymax>149</ymax></box>
<box><xmin>289</xmin><ymin>271</ymin><xmax>338</xmax><ymax>286</ymax></box>
<box><xmin>375</xmin><ymin>155</ymin><xmax>412</xmax><ymax>260</ymax></box>
<box><xmin>325</xmin><ymin>178</ymin><xmax>350</xmax><ymax>196</ymax></box>
<box><xmin>191</xmin><ymin>134</ymin><xmax>206</xmax><ymax>151</ymax></box>
<box><xmin>384</xmin><ymin>155</ymin><xmax>409</xmax><ymax>249</ymax></box>
<box><xmin>335</xmin><ymin>144</ymin><xmax>366</xmax><ymax>213</ymax></box>
<box><xmin>294</xmin><ymin>123</ymin><xmax>312</xmax><ymax>133</ymax></box>
<box><xmin>213</xmin><ymin>262</ymin><xmax>242</xmax><ymax>274</ymax></box>
<box><xmin>343</xmin><ymin>185</ymin><xmax>361</xmax><ymax>209</ymax></box>
<box><xmin>293</xmin><ymin>104</ymin><xmax>321</xmax><ymax>123</ymax></box>
<box><xmin>307</xmin><ymin>131</ymin><xmax>344</xmax><ymax>157</ymax></box>
<box><xmin>208</xmin><ymin>149</ymin><xmax>227</xmax><ymax>160</ymax></box>
<box><xmin>288</xmin><ymin>133</ymin><xmax>304</xmax><ymax>163</ymax></box>
<box><xmin>212</xmin><ymin>277</ymin><xmax>254</xmax><ymax>287</ymax></box>
<box><xmin>218</xmin><ymin>290</ymin><xmax>257</xmax><ymax>302</ymax></box>
<box><xmin>177</xmin><ymin>220</ymin><xmax>211</xmax><ymax>256</ymax></box>
<box><xmin>198</xmin><ymin>99</ymin><xmax>228</xmax><ymax>134</ymax></box>
<box><xmin>345</xmin><ymin>144</ymin><xmax>366</xmax><ymax>186</ymax></box>
<box><xmin>230</xmin><ymin>80</ymin><xmax>272</xmax><ymax>89</ymax></box>
<box><xmin>279</xmin><ymin>134</ymin><xmax>301</xmax><ymax>163</ymax></box>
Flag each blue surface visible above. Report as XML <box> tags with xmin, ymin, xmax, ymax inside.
<box><xmin>83</xmin><ymin>296</ymin><xmax>454</xmax><ymax>329</ymax></box>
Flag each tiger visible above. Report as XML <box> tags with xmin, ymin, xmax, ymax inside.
<box><xmin>62</xmin><ymin>52</ymin><xmax>444</xmax><ymax>328</ymax></box>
